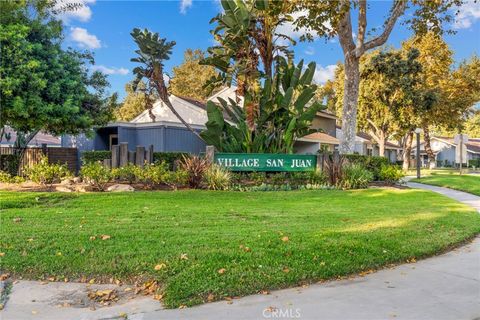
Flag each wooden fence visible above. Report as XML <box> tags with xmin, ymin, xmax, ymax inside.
<box><xmin>0</xmin><ymin>146</ymin><xmax>78</xmax><ymax>175</ymax></box>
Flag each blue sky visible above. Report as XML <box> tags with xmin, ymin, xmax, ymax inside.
<box><xmin>58</xmin><ymin>0</ymin><xmax>480</xmax><ymax>99</ymax></box>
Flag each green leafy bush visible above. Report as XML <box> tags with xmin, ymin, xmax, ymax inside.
<box><xmin>203</xmin><ymin>164</ymin><xmax>231</xmax><ymax>190</ymax></box>
<box><xmin>82</xmin><ymin>151</ymin><xmax>112</xmax><ymax>164</ymax></box>
<box><xmin>112</xmin><ymin>164</ymin><xmax>139</xmax><ymax>184</ymax></box>
<box><xmin>179</xmin><ymin>156</ymin><xmax>210</xmax><ymax>189</ymax></box>
<box><xmin>469</xmin><ymin>159</ymin><xmax>480</xmax><ymax>168</ymax></box>
<box><xmin>340</xmin><ymin>163</ymin><xmax>373</xmax><ymax>189</ymax></box>
<box><xmin>26</xmin><ymin>157</ymin><xmax>71</xmax><ymax>185</ymax></box>
<box><xmin>164</xmin><ymin>169</ymin><xmax>189</xmax><ymax>190</ymax></box>
<box><xmin>345</xmin><ymin>154</ymin><xmax>390</xmax><ymax>180</ymax></box>
<box><xmin>379</xmin><ymin>164</ymin><xmax>405</xmax><ymax>184</ymax></box>
<box><xmin>0</xmin><ymin>154</ymin><xmax>20</xmax><ymax>175</ymax></box>
<box><xmin>80</xmin><ymin>162</ymin><xmax>112</xmax><ymax>191</ymax></box>
<box><xmin>290</xmin><ymin>170</ymin><xmax>328</xmax><ymax>186</ymax></box>
<box><xmin>0</xmin><ymin>170</ymin><xmax>24</xmax><ymax>183</ymax></box>
<box><xmin>136</xmin><ymin>162</ymin><xmax>171</xmax><ymax>188</ymax></box>
<box><xmin>153</xmin><ymin>152</ymin><xmax>190</xmax><ymax>170</ymax></box>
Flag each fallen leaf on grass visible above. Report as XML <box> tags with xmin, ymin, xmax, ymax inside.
<box><xmin>0</xmin><ymin>273</ymin><xmax>10</xmax><ymax>281</ymax></box>
<box><xmin>89</xmin><ymin>236</ymin><xmax>96</xmax><ymax>241</ymax></box>
<box><xmin>217</xmin><ymin>268</ymin><xmax>226</xmax><ymax>274</ymax></box>
<box><xmin>89</xmin><ymin>278</ymin><xmax>96</xmax><ymax>284</ymax></box>
<box><xmin>153</xmin><ymin>294</ymin><xmax>163</xmax><ymax>301</ymax></box>
<box><xmin>259</xmin><ymin>290</ymin><xmax>270</xmax><ymax>295</ymax></box>
<box><xmin>282</xmin><ymin>267</ymin><xmax>290</xmax><ymax>273</ymax></box>
<box><xmin>0</xmin><ymin>252</ymin><xmax>5</xmax><ymax>257</ymax></box>
<box><xmin>207</xmin><ymin>293</ymin><xmax>215</xmax><ymax>302</ymax></box>
<box><xmin>154</xmin><ymin>263</ymin><xmax>166</xmax><ymax>271</ymax></box>
<box><xmin>101</xmin><ymin>235</ymin><xmax>111</xmax><ymax>241</ymax></box>
<box><xmin>179</xmin><ymin>305</ymin><xmax>187</xmax><ymax>309</ymax></box>
<box><xmin>180</xmin><ymin>253</ymin><xmax>188</xmax><ymax>260</ymax></box>
<box><xmin>281</xmin><ymin>236</ymin><xmax>289</xmax><ymax>242</ymax></box>
<box><xmin>13</xmin><ymin>217</ymin><xmax>22</xmax><ymax>223</ymax></box>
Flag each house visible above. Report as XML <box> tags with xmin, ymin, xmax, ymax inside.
<box><xmin>64</xmin><ymin>89</ymin><xmax>340</xmax><ymax>155</ymax></box>
<box><xmin>412</xmin><ymin>136</ymin><xmax>480</xmax><ymax>167</ymax></box>
<box><xmin>1</xmin><ymin>126</ymin><xmax>61</xmax><ymax>147</ymax></box>
<box><xmin>335</xmin><ymin>126</ymin><xmax>401</xmax><ymax>163</ymax></box>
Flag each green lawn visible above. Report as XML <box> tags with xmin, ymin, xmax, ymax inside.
<box><xmin>1</xmin><ymin>189</ymin><xmax>480</xmax><ymax>308</ymax></box>
<box><xmin>412</xmin><ymin>174</ymin><xmax>480</xmax><ymax>196</ymax></box>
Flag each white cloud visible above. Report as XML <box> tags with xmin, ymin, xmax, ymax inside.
<box><xmin>91</xmin><ymin>65</ymin><xmax>129</xmax><ymax>75</ymax></box>
<box><xmin>304</xmin><ymin>46</ymin><xmax>315</xmax><ymax>56</ymax></box>
<box><xmin>453</xmin><ymin>0</ymin><xmax>480</xmax><ymax>29</ymax></box>
<box><xmin>180</xmin><ymin>0</ymin><xmax>192</xmax><ymax>14</ymax></box>
<box><xmin>54</xmin><ymin>0</ymin><xmax>96</xmax><ymax>24</ymax></box>
<box><xmin>313</xmin><ymin>65</ymin><xmax>337</xmax><ymax>84</ymax></box>
<box><xmin>276</xmin><ymin>10</ymin><xmax>331</xmax><ymax>46</ymax></box>
<box><xmin>70</xmin><ymin>27</ymin><xmax>101</xmax><ymax>49</ymax></box>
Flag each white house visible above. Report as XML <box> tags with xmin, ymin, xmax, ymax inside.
<box><xmin>335</xmin><ymin>126</ymin><xmax>401</xmax><ymax>163</ymax></box>
<box><xmin>413</xmin><ymin>136</ymin><xmax>480</xmax><ymax>167</ymax></box>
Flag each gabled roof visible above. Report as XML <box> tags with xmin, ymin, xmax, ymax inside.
<box><xmin>0</xmin><ymin>127</ymin><xmax>60</xmax><ymax>146</ymax></box>
<box><xmin>335</xmin><ymin>126</ymin><xmax>401</xmax><ymax>149</ymax></box>
<box><xmin>431</xmin><ymin>136</ymin><xmax>480</xmax><ymax>154</ymax></box>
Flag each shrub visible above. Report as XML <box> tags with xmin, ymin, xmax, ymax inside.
<box><xmin>164</xmin><ymin>169</ymin><xmax>189</xmax><ymax>190</ymax></box>
<box><xmin>153</xmin><ymin>152</ymin><xmax>190</xmax><ymax>170</ymax></box>
<box><xmin>289</xmin><ymin>170</ymin><xmax>328</xmax><ymax>186</ymax></box>
<box><xmin>0</xmin><ymin>170</ymin><xmax>26</xmax><ymax>184</ymax></box>
<box><xmin>0</xmin><ymin>154</ymin><xmax>20</xmax><ymax>175</ymax></box>
<box><xmin>82</xmin><ymin>151</ymin><xmax>112</xmax><ymax>164</ymax></box>
<box><xmin>203</xmin><ymin>164</ymin><xmax>231</xmax><ymax>190</ymax></box>
<box><xmin>26</xmin><ymin>156</ymin><xmax>71</xmax><ymax>186</ymax></box>
<box><xmin>80</xmin><ymin>162</ymin><xmax>112</xmax><ymax>191</ymax></box>
<box><xmin>344</xmin><ymin>154</ymin><xmax>390</xmax><ymax>180</ymax></box>
<box><xmin>469</xmin><ymin>159</ymin><xmax>480</xmax><ymax>168</ymax></box>
<box><xmin>379</xmin><ymin>164</ymin><xmax>404</xmax><ymax>184</ymax></box>
<box><xmin>111</xmin><ymin>164</ymin><xmax>139</xmax><ymax>184</ymax></box>
<box><xmin>135</xmin><ymin>162</ymin><xmax>170</xmax><ymax>188</ymax></box>
<box><xmin>179</xmin><ymin>155</ymin><xmax>210</xmax><ymax>189</ymax></box>
<box><xmin>340</xmin><ymin>163</ymin><xmax>373</xmax><ymax>189</ymax></box>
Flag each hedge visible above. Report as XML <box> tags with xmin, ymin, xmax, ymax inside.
<box><xmin>81</xmin><ymin>151</ymin><xmax>112</xmax><ymax>164</ymax></box>
<box><xmin>469</xmin><ymin>159</ymin><xmax>480</xmax><ymax>168</ymax></box>
<box><xmin>153</xmin><ymin>152</ymin><xmax>190</xmax><ymax>170</ymax></box>
<box><xmin>344</xmin><ymin>154</ymin><xmax>390</xmax><ymax>180</ymax></box>
<box><xmin>81</xmin><ymin>150</ymin><xmax>189</xmax><ymax>170</ymax></box>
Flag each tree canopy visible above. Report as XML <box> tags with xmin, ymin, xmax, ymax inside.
<box><xmin>0</xmin><ymin>0</ymin><xmax>114</xmax><ymax>146</ymax></box>
<box><xmin>169</xmin><ymin>49</ymin><xmax>219</xmax><ymax>101</ymax></box>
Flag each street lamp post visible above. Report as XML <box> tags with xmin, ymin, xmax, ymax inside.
<box><xmin>415</xmin><ymin>128</ymin><xmax>422</xmax><ymax>179</ymax></box>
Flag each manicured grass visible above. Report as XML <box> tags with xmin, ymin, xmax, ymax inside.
<box><xmin>412</xmin><ymin>174</ymin><xmax>480</xmax><ymax>196</ymax></box>
<box><xmin>1</xmin><ymin>189</ymin><xmax>480</xmax><ymax>308</ymax></box>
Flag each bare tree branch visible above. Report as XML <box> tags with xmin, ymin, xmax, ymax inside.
<box><xmin>360</xmin><ymin>0</ymin><xmax>407</xmax><ymax>56</ymax></box>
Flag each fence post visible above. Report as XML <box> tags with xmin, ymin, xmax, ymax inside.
<box><xmin>128</xmin><ymin>151</ymin><xmax>135</xmax><ymax>164</ymax></box>
<box><xmin>206</xmin><ymin>145</ymin><xmax>215</xmax><ymax>164</ymax></box>
<box><xmin>147</xmin><ymin>145</ymin><xmax>154</xmax><ymax>164</ymax></box>
<box><xmin>119</xmin><ymin>143</ymin><xmax>128</xmax><ymax>167</ymax></box>
<box><xmin>316</xmin><ymin>153</ymin><xmax>323</xmax><ymax>172</ymax></box>
<box><xmin>135</xmin><ymin>146</ymin><xmax>145</xmax><ymax>168</ymax></box>
<box><xmin>111</xmin><ymin>145</ymin><xmax>119</xmax><ymax>168</ymax></box>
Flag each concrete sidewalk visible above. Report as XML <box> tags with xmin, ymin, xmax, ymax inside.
<box><xmin>406</xmin><ymin>180</ymin><xmax>480</xmax><ymax>213</ymax></box>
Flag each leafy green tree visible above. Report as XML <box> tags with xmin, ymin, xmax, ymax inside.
<box><xmin>130</xmin><ymin>28</ymin><xmax>203</xmax><ymax>140</ymax></box>
<box><xmin>465</xmin><ymin>111</ymin><xmax>480</xmax><ymax>137</ymax></box>
<box><xmin>0</xmin><ymin>0</ymin><xmax>113</xmax><ymax>166</ymax></box>
<box><xmin>169</xmin><ymin>49</ymin><xmax>219</xmax><ymax>101</ymax></box>
<box><xmin>200</xmin><ymin>58</ymin><xmax>324</xmax><ymax>153</ymax></box>
<box><xmin>294</xmin><ymin>0</ymin><xmax>462</xmax><ymax>154</ymax></box>
<box><xmin>115</xmin><ymin>81</ymin><xmax>156</xmax><ymax>121</ymax></box>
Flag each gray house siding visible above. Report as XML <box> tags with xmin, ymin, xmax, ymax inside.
<box><xmin>118</xmin><ymin>127</ymin><xmax>137</xmax><ymax>151</ymax></box>
<box><xmin>164</xmin><ymin>127</ymin><xmax>205</xmax><ymax>153</ymax></box>
<box><xmin>311</xmin><ymin>117</ymin><xmax>336</xmax><ymax>137</ymax></box>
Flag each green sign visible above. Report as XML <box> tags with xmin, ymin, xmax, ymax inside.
<box><xmin>214</xmin><ymin>153</ymin><xmax>317</xmax><ymax>172</ymax></box>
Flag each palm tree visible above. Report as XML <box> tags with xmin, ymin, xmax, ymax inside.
<box><xmin>130</xmin><ymin>28</ymin><xmax>203</xmax><ymax>140</ymax></box>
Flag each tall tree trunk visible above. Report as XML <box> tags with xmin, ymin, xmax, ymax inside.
<box><xmin>402</xmin><ymin>130</ymin><xmax>414</xmax><ymax>171</ymax></box>
<box><xmin>422</xmin><ymin>126</ymin><xmax>436</xmax><ymax>169</ymax></box>
<box><xmin>378</xmin><ymin>131</ymin><xmax>385</xmax><ymax>158</ymax></box>
<box><xmin>339</xmin><ymin>55</ymin><xmax>360</xmax><ymax>154</ymax></box>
